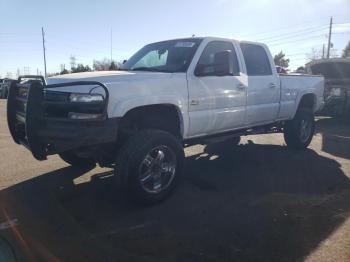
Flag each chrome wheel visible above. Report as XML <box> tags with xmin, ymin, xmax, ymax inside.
<box><xmin>299</xmin><ymin>118</ymin><xmax>312</xmax><ymax>143</ymax></box>
<box><xmin>138</xmin><ymin>145</ymin><xmax>177</xmax><ymax>194</ymax></box>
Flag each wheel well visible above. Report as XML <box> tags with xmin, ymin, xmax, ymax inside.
<box><xmin>298</xmin><ymin>93</ymin><xmax>316</xmax><ymax>111</ymax></box>
<box><xmin>119</xmin><ymin>104</ymin><xmax>182</xmax><ymax>139</ymax></box>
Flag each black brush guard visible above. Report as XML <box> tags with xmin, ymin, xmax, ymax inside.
<box><xmin>7</xmin><ymin>75</ymin><xmax>110</xmax><ymax>160</ymax></box>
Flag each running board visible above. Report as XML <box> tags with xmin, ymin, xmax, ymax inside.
<box><xmin>185</xmin><ymin>123</ymin><xmax>283</xmax><ymax>146</ymax></box>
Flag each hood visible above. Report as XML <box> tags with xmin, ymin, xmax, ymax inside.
<box><xmin>47</xmin><ymin>70</ymin><xmax>173</xmax><ymax>84</ymax></box>
<box><xmin>46</xmin><ymin>70</ymin><xmax>176</xmax><ymax>93</ymax></box>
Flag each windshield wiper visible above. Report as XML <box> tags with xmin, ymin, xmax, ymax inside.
<box><xmin>131</xmin><ymin>67</ymin><xmax>169</xmax><ymax>72</ymax></box>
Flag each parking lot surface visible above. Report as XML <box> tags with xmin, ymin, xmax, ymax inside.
<box><xmin>0</xmin><ymin>99</ymin><xmax>350</xmax><ymax>261</ymax></box>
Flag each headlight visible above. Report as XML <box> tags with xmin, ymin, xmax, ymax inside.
<box><xmin>69</xmin><ymin>93</ymin><xmax>104</xmax><ymax>103</ymax></box>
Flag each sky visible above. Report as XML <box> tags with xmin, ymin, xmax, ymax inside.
<box><xmin>0</xmin><ymin>0</ymin><xmax>349</xmax><ymax>77</ymax></box>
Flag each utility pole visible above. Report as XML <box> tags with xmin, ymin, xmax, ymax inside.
<box><xmin>326</xmin><ymin>17</ymin><xmax>333</xmax><ymax>59</ymax></box>
<box><xmin>110</xmin><ymin>28</ymin><xmax>113</xmax><ymax>63</ymax></box>
<box><xmin>42</xmin><ymin>27</ymin><xmax>47</xmax><ymax>77</ymax></box>
<box><xmin>322</xmin><ymin>44</ymin><xmax>325</xmax><ymax>59</ymax></box>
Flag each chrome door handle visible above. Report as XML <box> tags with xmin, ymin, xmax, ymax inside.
<box><xmin>190</xmin><ymin>100</ymin><xmax>199</xmax><ymax>106</ymax></box>
<box><xmin>237</xmin><ymin>83</ymin><xmax>245</xmax><ymax>89</ymax></box>
<box><xmin>269</xmin><ymin>83</ymin><xmax>277</xmax><ymax>88</ymax></box>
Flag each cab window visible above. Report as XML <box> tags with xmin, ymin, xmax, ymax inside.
<box><xmin>240</xmin><ymin>43</ymin><xmax>272</xmax><ymax>76</ymax></box>
<box><xmin>195</xmin><ymin>41</ymin><xmax>240</xmax><ymax>76</ymax></box>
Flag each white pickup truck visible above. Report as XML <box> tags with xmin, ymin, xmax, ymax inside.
<box><xmin>7</xmin><ymin>37</ymin><xmax>324</xmax><ymax>204</ymax></box>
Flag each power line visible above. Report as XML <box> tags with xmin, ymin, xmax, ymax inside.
<box><xmin>333</xmin><ymin>31</ymin><xmax>350</xmax><ymax>35</ymax></box>
<box><xmin>263</xmin><ymin>28</ymin><xmax>328</xmax><ymax>44</ymax></box>
<box><xmin>238</xmin><ymin>17</ymin><xmax>331</xmax><ymax>39</ymax></box>
<box><xmin>268</xmin><ymin>34</ymin><xmax>327</xmax><ymax>47</ymax></box>
<box><xmin>255</xmin><ymin>25</ymin><xmax>328</xmax><ymax>42</ymax></box>
<box><xmin>0</xmin><ymin>32</ymin><xmax>40</xmax><ymax>35</ymax></box>
<box><xmin>333</xmin><ymin>22</ymin><xmax>350</xmax><ymax>26</ymax></box>
<box><xmin>239</xmin><ymin>16</ymin><xmax>350</xmax><ymax>40</ymax></box>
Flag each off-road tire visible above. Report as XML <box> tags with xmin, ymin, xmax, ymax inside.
<box><xmin>284</xmin><ymin>108</ymin><xmax>315</xmax><ymax>149</ymax></box>
<box><xmin>116</xmin><ymin>129</ymin><xmax>184</xmax><ymax>205</ymax></box>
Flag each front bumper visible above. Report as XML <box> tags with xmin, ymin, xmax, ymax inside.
<box><xmin>7</xmin><ymin>76</ymin><xmax>118</xmax><ymax>160</ymax></box>
<box><xmin>37</xmin><ymin>117</ymin><xmax>119</xmax><ymax>156</ymax></box>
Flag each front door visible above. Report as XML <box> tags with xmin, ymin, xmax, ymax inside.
<box><xmin>187</xmin><ymin>40</ymin><xmax>247</xmax><ymax>137</ymax></box>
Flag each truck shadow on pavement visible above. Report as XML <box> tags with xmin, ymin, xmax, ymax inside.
<box><xmin>1</xmin><ymin>141</ymin><xmax>350</xmax><ymax>261</ymax></box>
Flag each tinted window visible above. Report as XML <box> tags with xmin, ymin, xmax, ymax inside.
<box><xmin>195</xmin><ymin>41</ymin><xmax>240</xmax><ymax>76</ymax></box>
<box><xmin>240</xmin><ymin>43</ymin><xmax>272</xmax><ymax>76</ymax></box>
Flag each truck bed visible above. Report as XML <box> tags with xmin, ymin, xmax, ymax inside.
<box><xmin>278</xmin><ymin>74</ymin><xmax>324</xmax><ymax>118</ymax></box>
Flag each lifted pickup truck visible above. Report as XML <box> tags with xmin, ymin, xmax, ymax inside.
<box><xmin>7</xmin><ymin>37</ymin><xmax>324</xmax><ymax>204</ymax></box>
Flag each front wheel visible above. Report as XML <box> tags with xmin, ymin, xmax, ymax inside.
<box><xmin>116</xmin><ymin>129</ymin><xmax>185</xmax><ymax>205</ymax></box>
<box><xmin>284</xmin><ymin>108</ymin><xmax>315</xmax><ymax>149</ymax></box>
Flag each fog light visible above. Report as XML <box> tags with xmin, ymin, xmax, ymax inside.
<box><xmin>68</xmin><ymin>112</ymin><xmax>103</xmax><ymax>120</ymax></box>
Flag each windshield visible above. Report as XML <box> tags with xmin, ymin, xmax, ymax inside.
<box><xmin>121</xmin><ymin>39</ymin><xmax>202</xmax><ymax>73</ymax></box>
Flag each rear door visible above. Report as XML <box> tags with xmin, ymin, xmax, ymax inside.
<box><xmin>240</xmin><ymin>43</ymin><xmax>280</xmax><ymax>125</ymax></box>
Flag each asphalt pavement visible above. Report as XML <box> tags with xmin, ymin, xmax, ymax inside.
<box><xmin>0</xmin><ymin>99</ymin><xmax>350</xmax><ymax>262</ymax></box>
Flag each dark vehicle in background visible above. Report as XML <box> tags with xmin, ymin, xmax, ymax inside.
<box><xmin>0</xmin><ymin>79</ymin><xmax>13</xmax><ymax>99</ymax></box>
<box><xmin>306</xmin><ymin>58</ymin><xmax>350</xmax><ymax>116</ymax></box>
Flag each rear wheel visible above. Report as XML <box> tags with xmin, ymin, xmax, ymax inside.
<box><xmin>116</xmin><ymin>129</ymin><xmax>184</xmax><ymax>205</ymax></box>
<box><xmin>59</xmin><ymin>151</ymin><xmax>96</xmax><ymax>167</ymax></box>
<box><xmin>284</xmin><ymin>108</ymin><xmax>315</xmax><ymax>149</ymax></box>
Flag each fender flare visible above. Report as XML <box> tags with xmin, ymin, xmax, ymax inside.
<box><xmin>291</xmin><ymin>90</ymin><xmax>317</xmax><ymax>118</ymax></box>
<box><xmin>110</xmin><ymin>96</ymin><xmax>188</xmax><ymax>138</ymax></box>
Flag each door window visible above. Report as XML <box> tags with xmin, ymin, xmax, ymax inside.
<box><xmin>240</xmin><ymin>43</ymin><xmax>272</xmax><ymax>76</ymax></box>
<box><xmin>195</xmin><ymin>41</ymin><xmax>240</xmax><ymax>76</ymax></box>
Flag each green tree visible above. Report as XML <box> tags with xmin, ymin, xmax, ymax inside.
<box><xmin>60</xmin><ymin>68</ymin><xmax>69</xmax><ymax>75</ymax></box>
<box><xmin>109</xmin><ymin>61</ymin><xmax>117</xmax><ymax>70</ymax></box>
<box><xmin>93</xmin><ymin>58</ymin><xmax>111</xmax><ymax>71</ymax></box>
<box><xmin>342</xmin><ymin>41</ymin><xmax>350</xmax><ymax>58</ymax></box>
<box><xmin>274</xmin><ymin>51</ymin><xmax>290</xmax><ymax>68</ymax></box>
<box><xmin>71</xmin><ymin>64</ymin><xmax>91</xmax><ymax>73</ymax></box>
